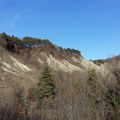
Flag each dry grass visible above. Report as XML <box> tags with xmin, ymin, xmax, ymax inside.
<box><xmin>1</xmin><ymin>43</ymin><xmax>120</xmax><ymax>119</ymax></box>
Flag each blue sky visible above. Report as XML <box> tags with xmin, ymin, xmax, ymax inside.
<box><xmin>0</xmin><ymin>0</ymin><xmax>120</xmax><ymax>60</ymax></box>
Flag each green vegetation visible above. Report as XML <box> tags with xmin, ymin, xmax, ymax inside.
<box><xmin>64</xmin><ymin>48</ymin><xmax>81</xmax><ymax>54</ymax></box>
<box><xmin>37</xmin><ymin>66</ymin><xmax>55</xmax><ymax>106</ymax></box>
<box><xmin>59</xmin><ymin>47</ymin><xmax>81</xmax><ymax>55</ymax></box>
<box><xmin>23</xmin><ymin>37</ymin><xmax>51</xmax><ymax>45</ymax></box>
<box><xmin>0</xmin><ymin>32</ymin><xmax>52</xmax><ymax>47</ymax></box>
<box><xmin>87</xmin><ymin>69</ymin><xmax>102</xmax><ymax>120</ymax></box>
<box><xmin>0</xmin><ymin>32</ymin><xmax>81</xmax><ymax>55</ymax></box>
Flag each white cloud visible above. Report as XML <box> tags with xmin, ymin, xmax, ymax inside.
<box><xmin>9</xmin><ymin>14</ymin><xmax>21</xmax><ymax>27</ymax></box>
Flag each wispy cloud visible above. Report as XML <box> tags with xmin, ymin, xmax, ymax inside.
<box><xmin>9</xmin><ymin>14</ymin><xmax>21</xmax><ymax>27</ymax></box>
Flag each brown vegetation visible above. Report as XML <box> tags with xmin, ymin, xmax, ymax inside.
<box><xmin>1</xmin><ymin>61</ymin><xmax>120</xmax><ymax>120</ymax></box>
<box><xmin>0</xmin><ymin>33</ymin><xmax>120</xmax><ymax>120</ymax></box>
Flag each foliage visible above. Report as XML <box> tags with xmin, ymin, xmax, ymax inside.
<box><xmin>1</xmin><ymin>66</ymin><xmax>120</xmax><ymax>119</ymax></box>
<box><xmin>87</xmin><ymin>69</ymin><xmax>98</xmax><ymax>88</ymax></box>
<box><xmin>59</xmin><ymin>47</ymin><xmax>81</xmax><ymax>55</ymax></box>
<box><xmin>0</xmin><ymin>33</ymin><xmax>52</xmax><ymax>48</ymax></box>
<box><xmin>104</xmin><ymin>87</ymin><xmax>120</xmax><ymax>120</ymax></box>
<box><xmin>64</xmin><ymin>48</ymin><xmax>81</xmax><ymax>54</ymax></box>
<box><xmin>104</xmin><ymin>67</ymin><xmax>120</xmax><ymax>120</ymax></box>
<box><xmin>23</xmin><ymin>37</ymin><xmax>51</xmax><ymax>45</ymax></box>
<box><xmin>0</xmin><ymin>33</ymin><xmax>81</xmax><ymax>55</ymax></box>
<box><xmin>87</xmin><ymin>69</ymin><xmax>104</xmax><ymax>120</ymax></box>
<box><xmin>37</xmin><ymin>66</ymin><xmax>55</xmax><ymax>106</ymax></box>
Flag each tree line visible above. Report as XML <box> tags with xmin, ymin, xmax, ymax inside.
<box><xmin>0</xmin><ymin>32</ymin><xmax>81</xmax><ymax>55</ymax></box>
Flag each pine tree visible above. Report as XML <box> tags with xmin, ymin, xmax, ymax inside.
<box><xmin>37</xmin><ymin>66</ymin><xmax>55</xmax><ymax>106</ymax></box>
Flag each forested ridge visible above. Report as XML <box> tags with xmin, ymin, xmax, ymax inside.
<box><xmin>0</xmin><ymin>32</ymin><xmax>81</xmax><ymax>55</ymax></box>
<box><xmin>0</xmin><ymin>33</ymin><xmax>120</xmax><ymax>120</ymax></box>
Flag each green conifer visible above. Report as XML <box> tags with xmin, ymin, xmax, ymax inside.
<box><xmin>37</xmin><ymin>66</ymin><xmax>55</xmax><ymax>106</ymax></box>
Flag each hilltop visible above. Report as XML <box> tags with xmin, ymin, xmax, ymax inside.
<box><xmin>0</xmin><ymin>33</ymin><xmax>120</xmax><ymax>120</ymax></box>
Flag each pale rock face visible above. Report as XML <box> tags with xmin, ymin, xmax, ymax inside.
<box><xmin>72</xmin><ymin>57</ymin><xmax>82</xmax><ymax>63</ymax></box>
<box><xmin>38</xmin><ymin>58</ymin><xmax>44</xmax><ymax>64</ymax></box>
<box><xmin>0</xmin><ymin>50</ymin><xmax>107</xmax><ymax>76</ymax></box>
<box><xmin>81</xmin><ymin>58</ymin><xmax>98</xmax><ymax>69</ymax></box>
<box><xmin>0</xmin><ymin>55</ymin><xmax>32</xmax><ymax>75</ymax></box>
<box><xmin>47</xmin><ymin>55</ymin><xmax>82</xmax><ymax>72</ymax></box>
<box><xmin>10</xmin><ymin>56</ymin><xmax>32</xmax><ymax>72</ymax></box>
<box><xmin>1</xmin><ymin>61</ymin><xmax>12</xmax><ymax>70</ymax></box>
<box><xmin>1</xmin><ymin>66</ymin><xmax>18</xmax><ymax>75</ymax></box>
<box><xmin>81</xmin><ymin>58</ymin><xmax>108</xmax><ymax>75</ymax></box>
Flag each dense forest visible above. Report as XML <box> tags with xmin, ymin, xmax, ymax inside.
<box><xmin>0</xmin><ymin>32</ymin><xmax>81</xmax><ymax>55</ymax></box>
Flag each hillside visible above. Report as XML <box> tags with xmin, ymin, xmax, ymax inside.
<box><xmin>0</xmin><ymin>33</ymin><xmax>108</xmax><ymax>72</ymax></box>
<box><xmin>0</xmin><ymin>33</ymin><xmax>120</xmax><ymax>120</ymax></box>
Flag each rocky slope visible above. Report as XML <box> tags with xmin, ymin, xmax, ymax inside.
<box><xmin>0</xmin><ymin>33</ymin><xmax>115</xmax><ymax>93</ymax></box>
<box><xmin>1</xmin><ymin>33</ymin><xmax>120</xmax><ymax>120</ymax></box>
<box><xmin>0</xmin><ymin>33</ymin><xmax>108</xmax><ymax>76</ymax></box>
